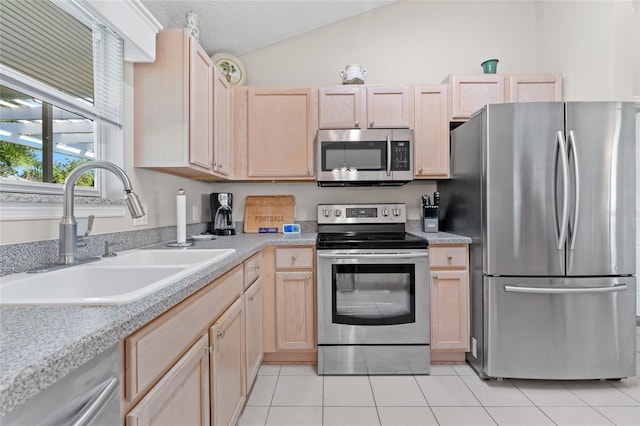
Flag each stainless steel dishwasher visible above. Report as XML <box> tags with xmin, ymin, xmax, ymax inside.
<box><xmin>2</xmin><ymin>344</ymin><xmax>120</xmax><ymax>425</ymax></box>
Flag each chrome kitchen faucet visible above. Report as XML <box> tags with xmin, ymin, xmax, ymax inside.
<box><xmin>58</xmin><ymin>161</ymin><xmax>145</xmax><ymax>265</ymax></box>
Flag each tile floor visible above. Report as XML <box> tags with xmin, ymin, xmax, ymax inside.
<box><xmin>237</xmin><ymin>328</ymin><xmax>640</xmax><ymax>426</ymax></box>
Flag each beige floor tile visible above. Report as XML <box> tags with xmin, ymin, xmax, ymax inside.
<box><xmin>540</xmin><ymin>406</ymin><xmax>614</xmax><ymax>425</ymax></box>
<box><xmin>265</xmin><ymin>406</ymin><xmax>322</xmax><ymax>426</ymax></box>
<box><xmin>512</xmin><ymin>379</ymin><xmax>587</xmax><ymax>407</ymax></box>
<box><xmin>369</xmin><ymin>376</ymin><xmax>427</xmax><ymax>407</ymax></box>
<box><xmin>610</xmin><ymin>376</ymin><xmax>640</xmax><ymax>402</ymax></box>
<box><xmin>431</xmin><ymin>407</ymin><xmax>497</xmax><ymax>426</ymax></box>
<box><xmin>323</xmin><ymin>376</ymin><xmax>375</xmax><ymax>406</ymax></box>
<box><xmin>452</xmin><ymin>363</ymin><xmax>477</xmax><ymax>376</ymax></box>
<box><xmin>271</xmin><ymin>376</ymin><xmax>323</xmax><ymax>406</ymax></box>
<box><xmin>594</xmin><ymin>406</ymin><xmax>640</xmax><ymax>426</ymax></box>
<box><xmin>415</xmin><ymin>375</ymin><xmax>480</xmax><ymax>406</ymax></box>
<box><xmin>247</xmin><ymin>376</ymin><xmax>278</xmax><ymax>406</ymax></box>
<box><xmin>461</xmin><ymin>375</ymin><xmax>533</xmax><ymax>407</ymax></box>
<box><xmin>259</xmin><ymin>364</ymin><xmax>282</xmax><ymax>376</ymax></box>
<box><xmin>428</xmin><ymin>364</ymin><xmax>458</xmax><ymax>376</ymax></box>
<box><xmin>377</xmin><ymin>406</ymin><xmax>438</xmax><ymax>426</ymax></box>
<box><xmin>564</xmin><ymin>381</ymin><xmax>640</xmax><ymax>407</ymax></box>
<box><xmin>279</xmin><ymin>364</ymin><xmax>317</xmax><ymax>376</ymax></box>
<box><xmin>323</xmin><ymin>407</ymin><xmax>380</xmax><ymax>426</ymax></box>
<box><xmin>237</xmin><ymin>406</ymin><xmax>269</xmax><ymax>426</ymax></box>
<box><xmin>485</xmin><ymin>407</ymin><xmax>554</xmax><ymax>426</ymax></box>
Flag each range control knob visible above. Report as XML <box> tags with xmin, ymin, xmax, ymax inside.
<box><xmin>334</xmin><ymin>210</ymin><xmax>342</xmax><ymax>217</ymax></box>
<box><xmin>392</xmin><ymin>208</ymin><xmax>401</xmax><ymax>217</ymax></box>
<box><xmin>381</xmin><ymin>208</ymin><xmax>389</xmax><ymax>217</ymax></box>
<box><xmin>322</xmin><ymin>209</ymin><xmax>331</xmax><ymax>217</ymax></box>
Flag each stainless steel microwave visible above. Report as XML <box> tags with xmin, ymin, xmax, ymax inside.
<box><xmin>316</xmin><ymin>129</ymin><xmax>414</xmax><ymax>186</ymax></box>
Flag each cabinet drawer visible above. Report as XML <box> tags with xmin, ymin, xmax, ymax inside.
<box><xmin>275</xmin><ymin>247</ymin><xmax>314</xmax><ymax>269</ymax></box>
<box><xmin>124</xmin><ymin>265</ymin><xmax>243</xmax><ymax>403</ymax></box>
<box><xmin>430</xmin><ymin>245</ymin><xmax>468</xmax><ymax>269</ymax></box>
<box><xmin>244</xmin><ymin>252</ymin><xmax>262</xmax><ymax>289</ymax></box>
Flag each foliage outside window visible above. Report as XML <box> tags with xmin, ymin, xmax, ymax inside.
<box><xmin>0</xmin><ymin>0</ymin><xmax>123</xmax><ymax>194</ymax></box>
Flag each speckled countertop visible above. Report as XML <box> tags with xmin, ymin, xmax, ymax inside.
<box><xmin>0</xmin><ymin>231</ymin><xmax>469</xmax><ymax>416</ymax></box>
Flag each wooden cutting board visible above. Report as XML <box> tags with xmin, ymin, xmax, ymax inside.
<box><xmin>244</xmin><ymin>195</ymin><xmax>295</xmax><ymax>233</ymax></box>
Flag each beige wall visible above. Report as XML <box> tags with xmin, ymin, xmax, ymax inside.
<box><xmin>1</xmin><ymin>1</ymin><xmax>636</xmax><ymax>245</ymax></box>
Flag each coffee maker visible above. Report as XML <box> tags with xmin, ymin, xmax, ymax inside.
<box><xmin>210</xmin><ymin>193</ymin><xmax>236</xmax><ymax>235</ymax></box>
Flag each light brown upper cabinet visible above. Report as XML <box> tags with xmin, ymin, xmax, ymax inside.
<box><xmin>445</xmin><ymin>74</ymin><xmax>562</xmax><ymax>121</ymax></box>
<box><xmin>134</xmin><ymin>29</ymin><xmax>220</xmax><ymax>179</ymax></box>
<box><xmin>318</xmin><ymin>86</ymin><xmax>410</xmax><ymax>129</ymax></box>
<box><xmin>412</xmin><ymin>85</ymin><xmax>449</xmax><ymax>178</ymax></box>
<box><xmin>212</xmin><ymin>66</ymin><xmax>232</xmax><ymax>177</ymax></box>
<box><xmin>232</xmin><ymin>87</ymin><xmax>317</xmax><ymax>180</ymax></box>
<box><xmin>506</xmin><ymin>74</ymin><xmax>563</xmax><ymax>103</ymax></box>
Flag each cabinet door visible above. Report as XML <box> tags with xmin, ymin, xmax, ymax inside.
<box><xmin>210</xmin><ymin>298</ymin><xmax>245</xmax><ymax>426</ymax></box>
<box><xmin>275</xmin><ymin>271</ymin><xmax>315</xmax><ymax>351</ymax></box>
<box><xmin>449</xmin><ymin>75</ymin><xmax>505</xmax><ymax>121</ymax></box>
<box><xmin>247</xmin><ymin>87</ymin><xmax>317</xmax><ymax>178</ymax></box>
<box><xmin>430</xmin><ymin>270</ymin><xmax>470</xmax><ymax>351</ymax></box>
<box><xmin>213</xmin><ymin>66</ymin><xmax>232</xmax><ymax>176</ymax></box>
<box><xmin>413</xmin><ymin>85</ymin><xmax>449</xmax><ymax>178</ymax></box>
<box><xmin>244</xmin><ymin>278</ymin><xmax>263</xmax><ymax>391</ymax></box>
<box><xmin>189</xmin><ymin>38</ymin><xmax>214</xmax><ymax>172</ymax></box>
<box><xmin>126</xmin><ymin>335</ymin><xmax>210</xmax><ymax>426</ymax></box>
<box><xmin>507</xmin><ymin>74</ymin><xmax>563</xmax><ymax>103</ymax></box>
<box><xmin>366</xmin><ymin>86</ymin><xmax>410</xmax><ymax>128</ymax></box>
<box><xmin>318</xmin><ymin>86</ymin><xmax>366</xmax><ymax>129</ymax></box>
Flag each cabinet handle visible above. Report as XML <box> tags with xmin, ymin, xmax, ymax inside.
<box><xmin>418</xmin><ymin>168</ymin><xmax>423</xmax><ymax>173</ymax></box>
<box><xmin>219</xmin><ymin>163</ymin><xmax>223</xmax><ymax>169</ymax></box>
<box><xmin>248</xmin><ymin>295</ymin><xmax>255</xmax><ymax>301</ymax></box>
<box><xmin>355</xmin><ymin>121</ymin><xmax>360</xmax><ymax>128</ymax></box>
<box><xmin>307</xmin><ymin>169</ymin><xmax>312</xmax><ymax>175</ymax></box>
<box><xmin>370</xmin><ymin>121</ymin><xmax>374</xmax><ymax>127</ymax></box>
<box><xmin>447</xmin><ymin>255</ymin><xmax>453</xmax><ymax>264</ymax></box>
<box><xmin>205</xmin><ymin>344</ymin><xmax>214</xmax><ymax>353</ymax></box>
<box><xmin>291</xmin><ymin>255</ymin><xmax>297</xmax><ymax>264</ymax></box>
<box><xmin>254</xmin><ymin>264</ymin><xmax>261</xmax><ymax>271</ymax></box>
<box><xmin>216</xmin><ymin>330</ymin><xmax>225</xmax><ymax>339</ymax></box>
<box><xmin>433</xmin><ymin>275</ymin><xmax>438</xmax><ymax>281</ymax></box>
<box><xmin>306</xmin><ymin>275</ymin><xmax>311</xmax><ymax>283</ymax></box>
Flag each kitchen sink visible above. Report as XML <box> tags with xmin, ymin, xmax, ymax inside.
<box><xmin>0</xmin><ymin>248</ymin><xmax>236</xmax><ymax>305</ymax></box>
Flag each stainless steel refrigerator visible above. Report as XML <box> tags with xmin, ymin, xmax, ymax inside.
<box><xmin>440</xmin><ymin>102</ymin><xmax>636</xmax><ymax>380</ymax></box>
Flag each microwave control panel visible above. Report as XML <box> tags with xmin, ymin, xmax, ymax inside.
<box><xmin>391</xmin><ymin>142</ymin><xmax>410</xmax><ymax>171</ymax></box>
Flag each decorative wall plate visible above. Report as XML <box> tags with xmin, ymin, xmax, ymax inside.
<box><xmin>210</xmin><ymin>53</ymin><xmax>246</xmax><ymax>85</ymax></box>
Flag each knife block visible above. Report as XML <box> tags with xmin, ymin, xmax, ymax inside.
<box><xmin>421</xmin><ymin>206</ymin><xmax>439</xmax><ymax>233</ymax></box>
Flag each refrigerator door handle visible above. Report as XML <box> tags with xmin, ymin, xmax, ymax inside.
<box><xmin>567</xmin><ymin>130</ymin><xmax>580</xmax><ymax>250</ymax></box>
<box><xmin>504</xmin><ymin>284</ymin><xmax>628</xmax><ymax>295</ymax></box>
<box><xmin>555</xmin><ymin>131</ymin><xmax>570</xmax><ymax>250</ymax></box>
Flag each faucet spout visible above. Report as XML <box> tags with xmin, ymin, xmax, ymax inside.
<box><xmin>59</xmin><ymin>161</ymin><xmax>145</xmax><ymax>265</ymax></box>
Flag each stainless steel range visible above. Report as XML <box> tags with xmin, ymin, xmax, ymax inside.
<box><xmin>316</xmin><ymin>203</ymin><xmax>430</xmax><ymax>375</ymax></box>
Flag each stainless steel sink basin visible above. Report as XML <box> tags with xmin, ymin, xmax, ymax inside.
<box><xmin>0</xmin><ymin>248</ymin><xmax>236</xmax><ymax>305</ymax></box>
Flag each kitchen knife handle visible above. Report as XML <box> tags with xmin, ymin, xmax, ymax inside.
<box><xmin>567</xmin><ymin>130</ymin><xmax>580</xmax><ymax>250</ymax></box>
<box><xmin>556</xmin><ymin>131</ymin><xmax>570</xmax><ymax>251</ymax></box>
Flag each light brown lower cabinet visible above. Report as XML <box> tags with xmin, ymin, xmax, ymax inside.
<box><xmin>430</xmin><ymin>244</ymin><xmax>470</xmax><ymax>363</ymax></box>
<box><xmin>275</xmin><ymin>270</ymin><xmax>315</xmax><ymax>351</ymax></box>
<box><xmin>210</xmin><ymin>297</ymin><xmax>245</xmax><ymax>426</ymax></box>
<box><xmin>244</xmin><ymin>277</ymin><xmax>263</xmax><ymax>391</ymax></box>
<box><xmin>125</xmin><ymin>334</ymin><xmax>210</xmax><ymax>426</ymax></box>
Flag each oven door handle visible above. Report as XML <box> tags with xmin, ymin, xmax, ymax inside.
<box><xmin>318</xmin><ymin>252</ymin><xmax>429</xmax><ymax>259</ymax></box>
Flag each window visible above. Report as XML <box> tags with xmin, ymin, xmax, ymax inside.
<box><xmin>0</xmin><ymin>0</ymin><xmax>123</xmax><ymax>196</ymax></box>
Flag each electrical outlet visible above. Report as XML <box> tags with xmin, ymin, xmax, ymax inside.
<box><xmin>133</xmin><ymin>204</ymin><xmax>149</xmax><ymax>226</ymax></box>
<box><xmin>192</xmin><ymin>205</ymin><xmax>200</xmax><ymax>221</ymax></box>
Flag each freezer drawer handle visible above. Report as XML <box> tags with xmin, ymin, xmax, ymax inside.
<box><xmin>504</xmin><ymin>284</ymin><xmax>628</xmax><ymax>295</ymax></box>
<box><xmin>69</xmin><ymin>377</ymin><xmax>118</xmax><ymax>426</ymax></box>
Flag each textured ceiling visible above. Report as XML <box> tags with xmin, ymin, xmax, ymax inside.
<box><xmin>142</xmin><ymin>0</ymin><xmax>395</xmax><ymax>57</ymax></box>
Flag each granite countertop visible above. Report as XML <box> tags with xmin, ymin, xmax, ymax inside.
<box><xmin>0</xmin><ymin>231</ymin><xmax>469</xmax><ymax>416</ymax></box>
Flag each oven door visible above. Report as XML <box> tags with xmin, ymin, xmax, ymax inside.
<box><xmin>317</xmin><ymin>249</ymin><xmax>429</xmax><ymax>345</ymax></box>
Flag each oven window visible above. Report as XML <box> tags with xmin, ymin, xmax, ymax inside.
<box><xmin>321</xmin><ymin>141</ymin><xmax>386</xmax><ymax>171</ymax></box>
<box><xmin>331</xmin><ymin>264</ymin><xmax>415</xmax><ymax>326</ymax></box>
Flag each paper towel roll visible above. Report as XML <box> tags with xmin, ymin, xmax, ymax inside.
<box><xmin>176</xmin><ymin>189</ymin><xmax>186</xmax><ymax>244</ymax></box>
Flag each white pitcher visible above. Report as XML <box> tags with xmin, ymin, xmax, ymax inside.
<box><xmin>339</xmin><ymin>64</ymin><xmax>367</xmax><ymax>84</ymax></box>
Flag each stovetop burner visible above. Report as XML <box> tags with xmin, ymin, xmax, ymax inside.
<box><xmin>316</xmin><ymin>203</ymin><xmax>428</xmax><ymax>250</ymax></box>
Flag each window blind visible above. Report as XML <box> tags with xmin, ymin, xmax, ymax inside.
<box><xmin>0</xmin><ymin>0</ymin><xmax>123</xmax><ymax>128</ymax></box>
